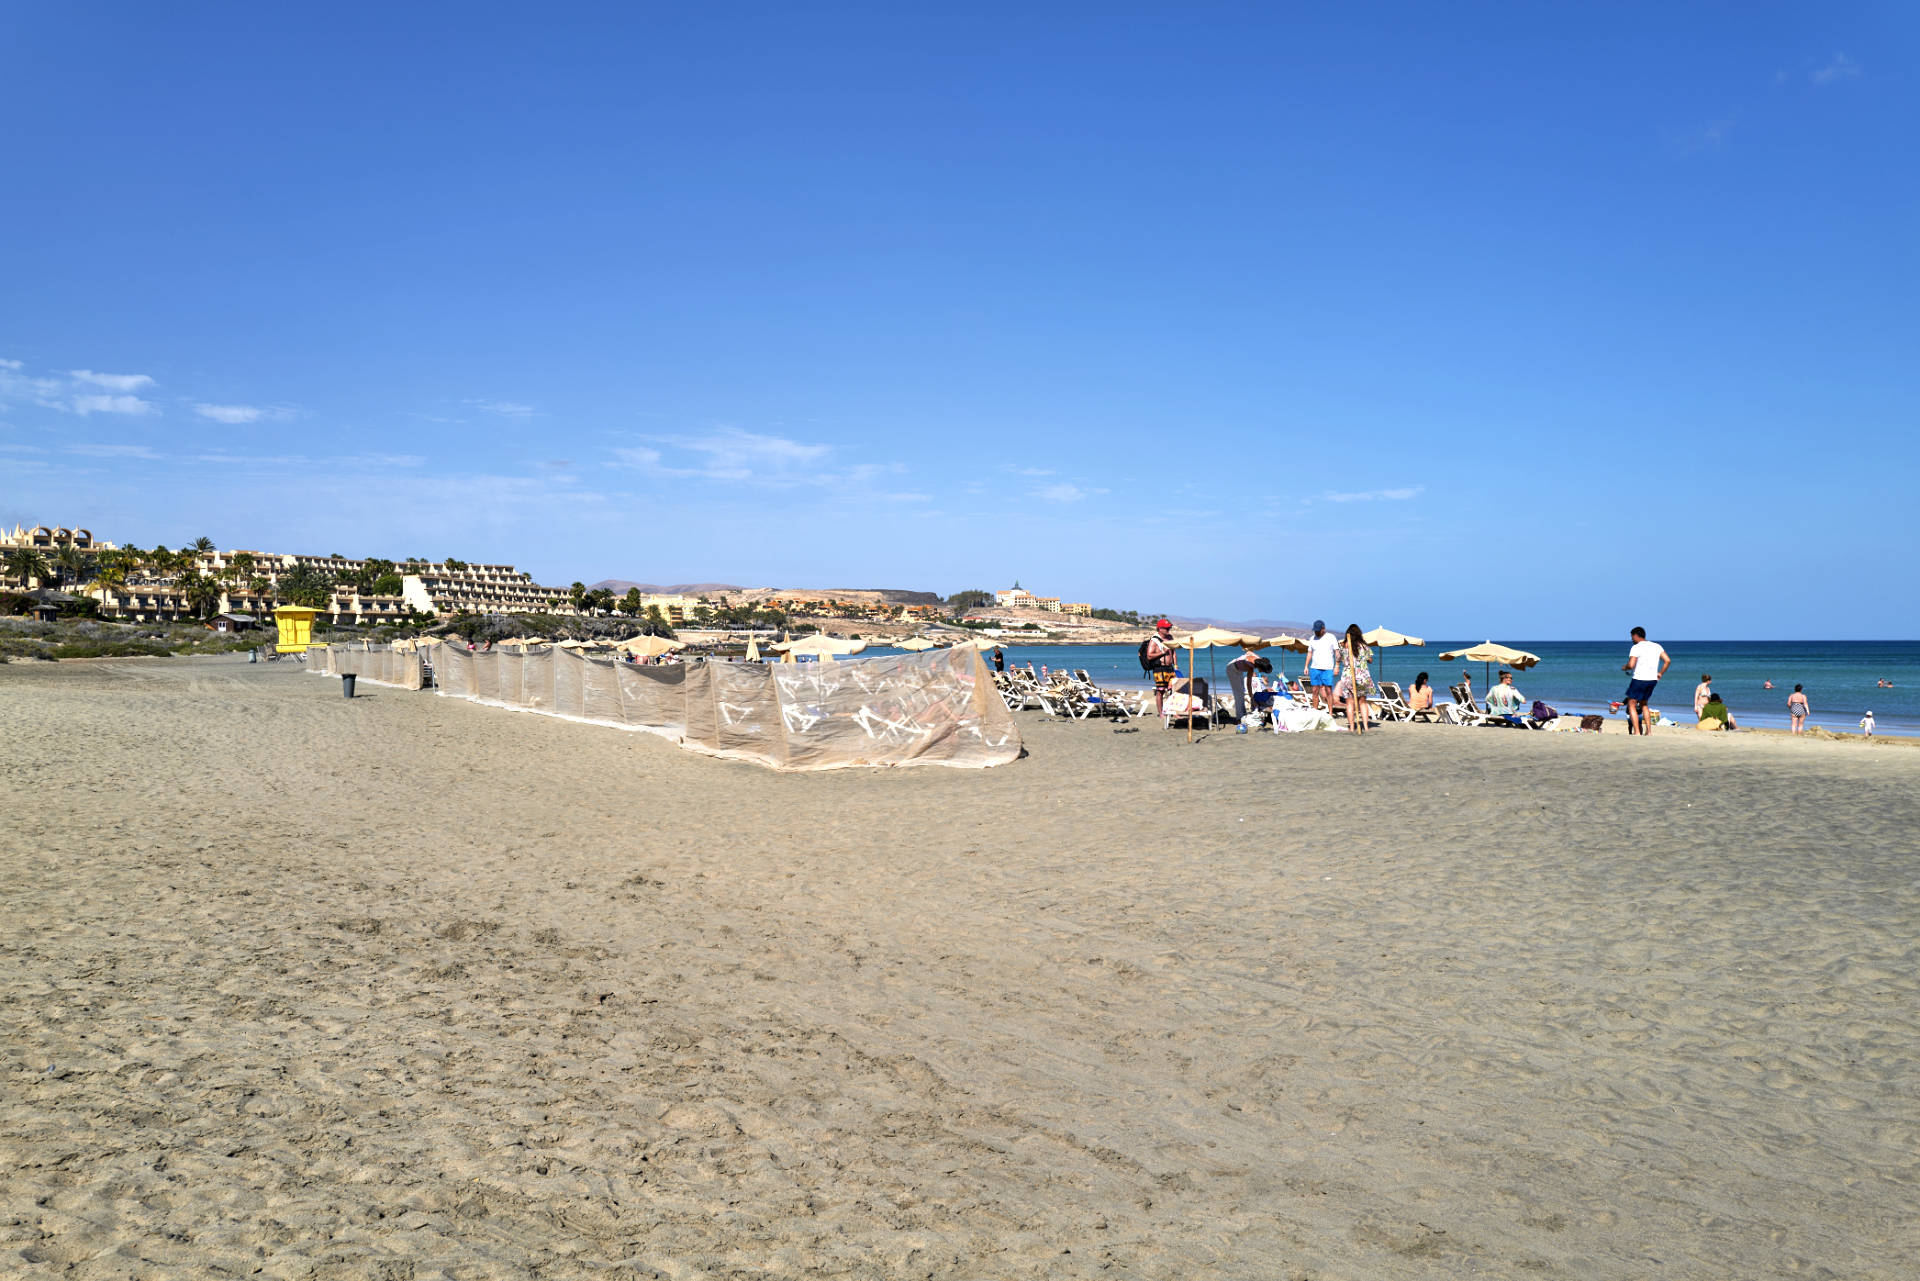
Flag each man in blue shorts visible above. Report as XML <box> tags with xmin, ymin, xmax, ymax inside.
<box><xmin>1620</xmin><ymin>625</ymin><xmax>1670</xmax><ymax>736</ymax></box>
<box><xmin>1303</xmin><ymin>619</ymin><xmax>1339</xmax><ymax>714</ymax></box>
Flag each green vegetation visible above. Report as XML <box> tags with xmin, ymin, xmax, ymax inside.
<box><xmin>277</xmin><ymin>563</ymin><xmax>335</xmax><ymax>608</ymax></box>
<box><xmin>0</xmin><ymin>617</ymin><xmax>271</xmax><ymax>662</ymax></box>
<box><xmin>945</xmin><ymin>588</ymin><xmax>994</xmax><ymax>612</ymax></box>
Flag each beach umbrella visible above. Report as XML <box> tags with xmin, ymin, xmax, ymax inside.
<box><xmin>1265</xmin><ymin>634</ymin><xmax>1311</xmax><ymax>652</ymax></box>
<box><xmin>948</xmin><ymin>636</ymin><xmax>1002</xmax><ymax>651</ymax></box>
<box><xmin>1437</xmin><ymin>640</ymin><xmax>1541</xmax><ymax>692</ymax></box>
<box><xmin>1362</xmin><ymin>626</ymin><xmax>1424</xmax><ymax>683</ymax></box>
<box><xmin>618</xmin><ymin>634</ymin><xmax>685</xmax><ymax>658</ymax></box>
<box><xmin>896</xmin><ymin>636</ymin><xmax>937</xmax><ymax>651</ymax></box>
<box><xmin>1172</xmin><ymin>627</ymin><xmax>1262</xmax><ymax>742</ymax></box>
<box><xmin>744</xmin><ymin>636</ymin><xmax>761</xmax><ymax>661</ymax></box>
<box><xmin>774</xmin><ymin>634</ymin><xmax>867</xmax><ymax>662</ymax></box>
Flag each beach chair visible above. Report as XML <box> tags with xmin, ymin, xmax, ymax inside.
<box><xmin>1373</xmin><ymin>681</ymin><xmax>1414</xmax><ymax>722</ymax></box>
<box><xmin>1442</xmin><ymin>684</ymin><xmax>1504</xmax><ymax>727</ymax></box>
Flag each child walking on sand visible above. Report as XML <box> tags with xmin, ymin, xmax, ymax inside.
<box><xmin>1860</xmin><ymin>711</ymin><xmax>1875</xmax><ymax>738</ymax></box>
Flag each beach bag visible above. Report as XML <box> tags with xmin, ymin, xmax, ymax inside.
<box><xmin>1137</xmin><ymin>639</ymin><xmax>1157</xmax><ymax>674</ymax></box>
<box><xmin>1579</xmin><ymin>714</ymin><xmax>1604</xmax><ymax>732</ymax></box>
<box><xmin>1531</xmin><ymin>700</ymin><xmax>1558</xmax><ymax>721</ymax></box>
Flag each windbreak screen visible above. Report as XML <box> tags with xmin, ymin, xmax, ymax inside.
<box><xmin>433</xmin><ymin>646</ymin><xmax>1019</xmax><ymax>771</ymax></box>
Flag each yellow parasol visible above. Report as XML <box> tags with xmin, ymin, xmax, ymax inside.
<box><xmin>1437</xmin><ymin>640</ymin><xmax>1542</xmax><ymax>691</ymax></box>
<box><xmin>1361</xmin><ymin>626</ymin><xmax>1424</xmax><ymax>683</ymax></box>
<box><xmin>618</xmin><ymin>633</ymin><xmax>686</xmax><ymax>658</ymax></box>
<box><xmin>773</xmin><ymin>634</ymin><xmax>868</xmax><ymax>662</ymax></box>
<box><xmin>1264</xmin><ymin>634</ymin><xmax>1311</xmax><ymax>652</ymax></box>
<box><xmin>1172</xmin><ymin>627</ymin><xmax>1263</xmax><ymax>742</ymax></box>
<box><xmin>895</xmin><ymin>636</ymin><xmax>937</xmax><ymax>651</ymax></box>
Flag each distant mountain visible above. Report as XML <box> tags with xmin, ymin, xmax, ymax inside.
<box><xmin>590</xmin><ymin>580</ymin><xmax>748</xmax><ymax>596</ymax></box>
<box><xmin>589</xmin><ymin>581</ymin><xmax>943</xmax><ymax>607</ymax></box>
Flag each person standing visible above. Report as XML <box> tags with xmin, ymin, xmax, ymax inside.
<box><xmin>1145</xmin><ymin>619</ymin><xmax>1180</xmax><ymax>716</ymax></box>
<box><xmin>1226</xmin><ymin>646</ymin><xmax>1267</xmax><ymax>721</ymax></box>
<box><xmin>1620</xmin><ymin>626</ymin><xmax>1671</xmax><ymax>736</ymax></box>
<box><xmin>1860</xmin><ymin>710</ymin><xmax>1876</xmax><ymax>738</ymax></box>
<box><xmin>1787</xmin><ymin>684</ymin><xmax>1810</xmax><ymax>734</ymax></box>
<box><xmin>992</xmin><ymin>647</ymin><xmax>1005</xmax><ymax>673</ymax></box>
<box><xmin>1303</xmin><ymin>620</ymin><xmax>1339</xmax><ymax>714</ymax></box>
<box><xmin>1337</xmin><ymin>624</ymin><xmax>1374</xmax><ymax>733</ymax></box>
<box><xmin>1694</xmin><ymin>674</ymin><xmax>1713</xmax><ymax>717</ymax></box>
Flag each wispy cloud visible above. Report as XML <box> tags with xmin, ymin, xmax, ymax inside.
<box><xmin>71</xmin><ymin>394</ymin><xmax>156</xmax><ymax>417</ymax></box>
<box><xmin>463</xmin><ymin>398</ymin><xmax>538</xmax><ymax>418</ymax></box>
<box><xmin>611</xmin><ymin>426</ymin><xmax>926</xmax><ymax>507</ymax></box>
<box><xmin>618</xmin><ymin>428</ymin><xmax>832</xmax><ymax>483</ymax></box>
<box><xmin>1002</xmin><ymin>464</ymin><xmax>1053</xmax><ymax>477</ymax></box>
<box><xmin>1322</xmin><ymin>486</ymin><xmax>1423</xmax><ymax>503</ymax></box>
<box><xmin>69</xmin><ymin>370</ymin><xmax>155</xmax><ymax>392</ymax></box>
<box><xmin>68</xmin><ymin>442</ymin><xmax>163</xmax><ymax>459</ymax></box>
<box><xmin>195</xmin><ymin>402</ymin><xmax>294</xmax><ymax>424</ymax></box>
<box><xmin>0</xmin><ymin>362</ymin><xmax>160</xmax><ymax>415</ymax></box>
<box><xmin>1811</xmin><ymin>53</ymin><xmax>1861</xmax><ymax>85</ymax></box>
<box><xmin>1035</xmin><ymin>482</ymin><xmax>1088</xmax><ymax>502</ymax></box>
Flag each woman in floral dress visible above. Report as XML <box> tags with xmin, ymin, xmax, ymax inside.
<box><xmin>1336</xmin><ymin>623</ymin><xmax>1375</xmax><ymax>734</ymax></box>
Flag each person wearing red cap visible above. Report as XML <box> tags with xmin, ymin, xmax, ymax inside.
<box><xmin>1145</xmin><ymin>619</ymin><xmax>1180</xmax><ymax>716</ymax></box>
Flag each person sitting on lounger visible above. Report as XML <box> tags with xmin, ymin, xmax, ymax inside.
<box><xmin>1407</xmin><ymin>672</ymin><xmax>1434</xmax><ymax>712</ymax></box>
<box><xmin>1484</xmin><ymin>670</ymin><xmax>1527</xmax><ymax>720</ymax></box>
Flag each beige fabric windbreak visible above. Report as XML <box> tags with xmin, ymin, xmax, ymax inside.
<box><xmin>306</xmin><ymin>643</ymin><xmax>426</xmax><ymax>691</ymax></box>
<box><xmin>433</xmin><ymin>645</ymin><xmax>1020</xmax><ymax>771</ymax></box>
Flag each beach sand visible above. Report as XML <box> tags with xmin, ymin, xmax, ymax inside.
<box><xmin>4</xmin><ymin>657</ymin><xmax>1916</xmax><ymax>1278</ymax></box>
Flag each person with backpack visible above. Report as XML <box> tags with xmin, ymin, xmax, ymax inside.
<box><xmin>1140</xmin><ymin>618</ymin><xmax>1181</xmax><ymax>716</ymax></box>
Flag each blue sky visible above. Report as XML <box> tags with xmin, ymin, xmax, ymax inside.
<box><xmin>3</xmin><ymin>3</ymin><xmax>1914</xmax><ymax>636</ymax></box>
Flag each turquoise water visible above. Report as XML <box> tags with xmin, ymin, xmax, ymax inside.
<box><xmin>869</xmin><ymin>640</ymin><xmax>1920</xmax><ymax>736</ymax></box>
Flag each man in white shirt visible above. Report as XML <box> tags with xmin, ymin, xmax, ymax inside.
<box><xmin>1619</xmin><ymin>626</ymin><xmax>1671</xmax><ymax>736</ymax></box>
<box><xmin>1302</xmin><ymin>620</ymin><xmax>1339</xmax><ymax>713</ymax></box>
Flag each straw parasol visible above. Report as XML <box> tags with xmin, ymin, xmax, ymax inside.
<box><xmin>744</xmin><ymin>636</ymin><xmax>761</xmax><ymax>662</ymax></box>
<box><xmin>618</xmin><ymin>633</ymin><xmax>686</xmax><ymax>658</ymax></box>
<box><xmin>1437</xmin><ymin>640</ymin><xmax>1542</xmax><ymax>691</ymax></box>
<box><xmin>1361</xmin><ymin>626</ymin><xmax>1424</xmax><ymax>683</ymax></box>
<box><xmin>1264</xmin><ymin>634</ymin><xmax>1311</xmax><ymax>652</ymax></box>
<box><xmin>1172</xmin><ymin>627</ymin><xmax>1263</xmax><ymax>742</ymax></box>
<box><xmin>948</xmin><ymin>636</ymin><xmax>1002</xmax><ymax>651</ymax></box>
<box><xmin>896</xmin><ymin>636</ymin><xmax>937</xmax><ymax>651</ymax></box>
<box><xmin>773</xmin><ymin>634</ymin><xmax>867</xmax><ymax>662</ymax></box>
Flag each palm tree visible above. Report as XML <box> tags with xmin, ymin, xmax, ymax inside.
<box><xmin>90</xmin><ymin>558</ymin><xmax>128</xmax><ymax>613</ymax></box>
<box><xmin>191</xmin><ymin>535</ymin><xmax>216</xmax><ymax>554</ymax></box>
<box><xmin>180</xmin><ymin>571</ymin><xmax>222</xmax><ymax>619</ymax></box>
<box><xmin>54</xmin><ymin>544</ymin><xmax>96</xmax><ymax>590</ymax></box>
<box><xmin>4</xmin><ymin>546</ymin><xmax>52</xmax><ymax>589</ymax></box>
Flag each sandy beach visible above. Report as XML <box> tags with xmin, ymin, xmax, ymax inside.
<box><xmin>4</xmin><ymin>656</ymin><xmax>1917</xmax><ymax>1279</ymax></box>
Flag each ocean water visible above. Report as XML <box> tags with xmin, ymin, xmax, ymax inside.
<box><xmin>868</xmin><ymin>640</ymin><xmax>1920</xmax><ymax>736</ymax></box>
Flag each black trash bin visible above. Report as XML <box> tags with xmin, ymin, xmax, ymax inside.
<box><xmin>342</xmin><ymin>673</ymin><xmax>357</xmax><ymax>698</ymax></box>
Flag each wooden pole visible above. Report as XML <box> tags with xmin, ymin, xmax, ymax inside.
<box><xmin>1186</xmin><ymin>638</ymin><xmax>1195</xmax><ymax>744</ymax></box>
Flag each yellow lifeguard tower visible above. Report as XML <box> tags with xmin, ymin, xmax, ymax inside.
<box><xmin>273</xmin><ymin>604</ymin><xmax>320</xmax><ymax>654</ymax></box>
